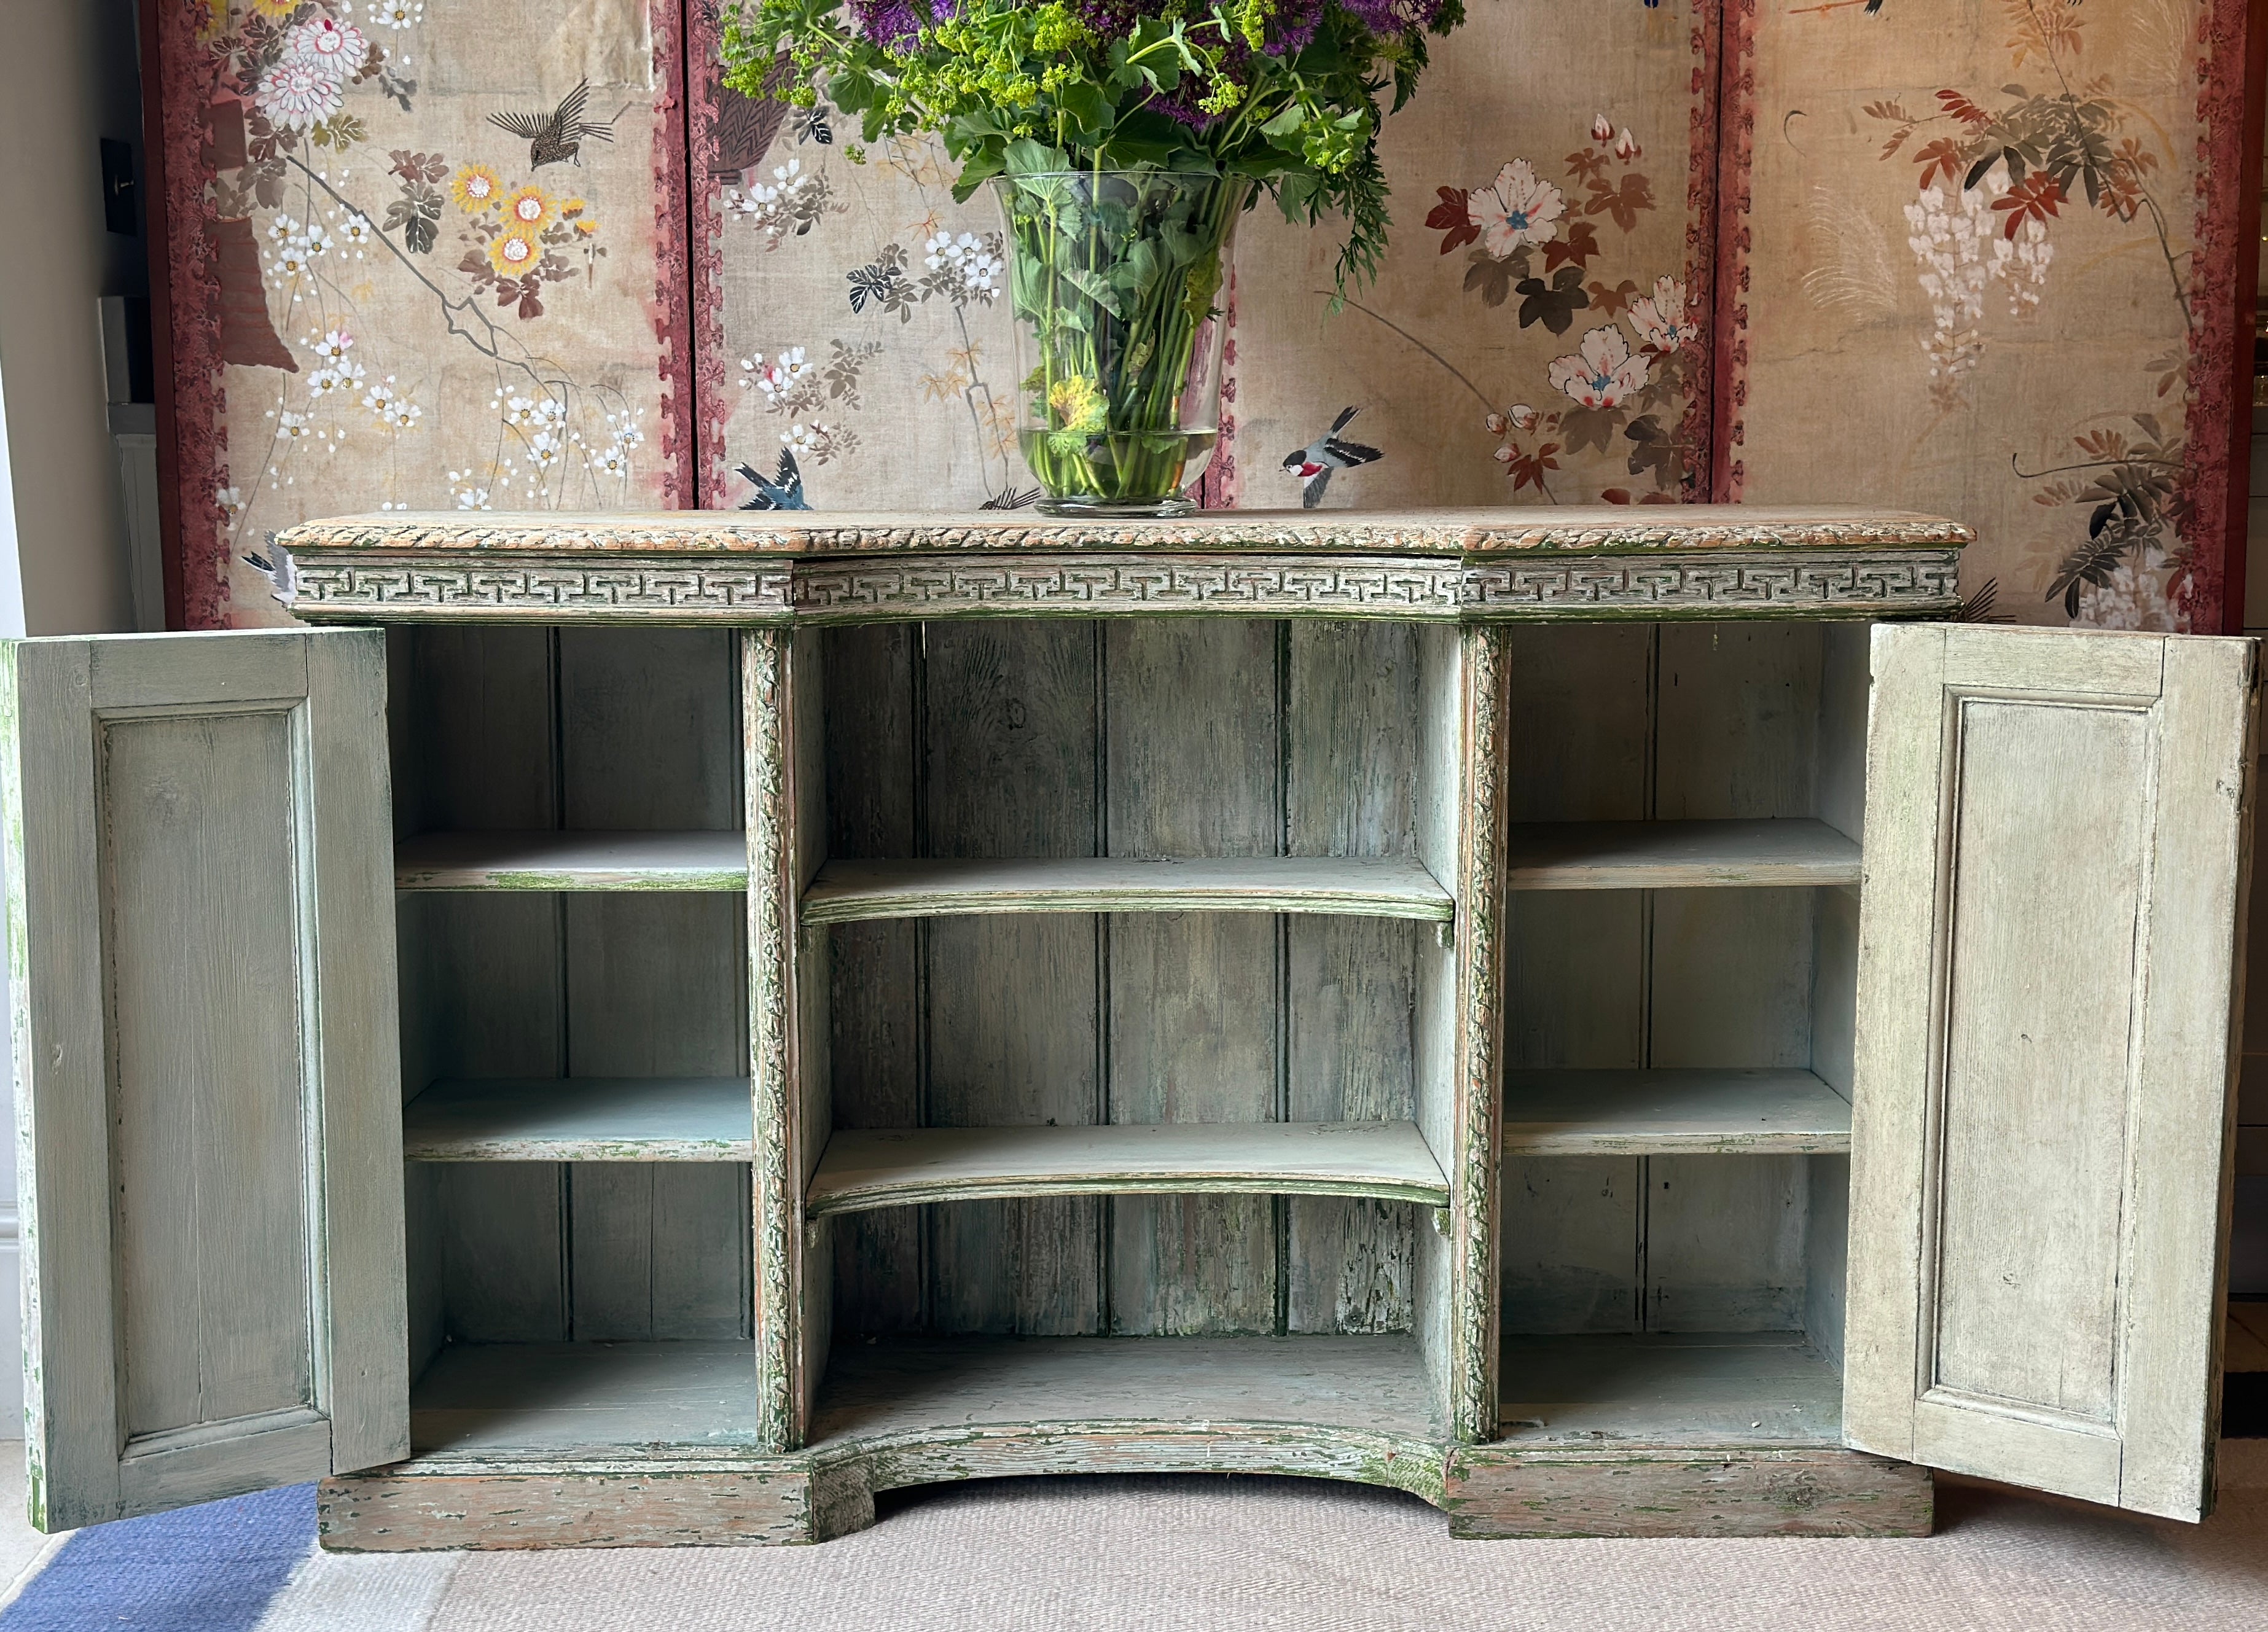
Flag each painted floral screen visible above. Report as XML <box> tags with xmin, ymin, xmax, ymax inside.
<box><xmin>155</xmin><ymin>1</ymin><xmax>2256</xmax><ymax>631</ymax></box>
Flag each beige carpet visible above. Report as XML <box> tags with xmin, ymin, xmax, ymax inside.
<box><xmin>5</xmin><ymin>1440</ymin><xmax>2267</xmax><ymax>1628</ymax></box>
<box><xmin>415</xmin><ymin>1466</ymin><xmax>2268</xmax><ymax>1632</ymax></box>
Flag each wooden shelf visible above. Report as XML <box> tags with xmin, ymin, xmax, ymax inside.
<box><xmin>1501</xmin><ymin>1069</ymin><xmax>1852</xmax><ymax>1155</ymax></box>
<box><xmin>805</xmin><ymin>1120</ymin><xmax>1450</xmax><ymax>1216</ymax></box>
<box><xmin>1505</xmin><ymin>819</ymin><xmax>1860</xmax><ymax>890</ymax></box>
<box><xmin>1497</xmin><ymin>1332</ymin><xmax>1842</xmax><ymax>1447</ymax></box>
<box><xmin>801</xmin><ymin>856</ymin><xmax>1453</xmax><ymax>924</ymax></box>
<box><xmin>395</xmin><ymin>830</ymin><xmax>745</xmax><ymax>891</ymax></box>
<box><xmin>411</xmin><ymin>1341</ymin><xmax>764</xmax><ymax>1454</ymax></box>
<box><xmin>810</xmin><ymin>1333</ymin><xmax>1437</xmax><ymax>1448</ymax></box>
<box><xmin>402</xmin><ymin>1077</ymin><xmax>753</xmax><ymax>1162</ymax></box>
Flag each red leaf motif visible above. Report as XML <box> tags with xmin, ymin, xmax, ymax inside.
<box><xmin>1428</xmin><ymin>185</ymin><xmax>1479</xmax><ymax>254</ymax></box>
<box><xmin>1992</xmin><ymin>172</ymin><xmax>2063</xmax><ymax>240</ymax></box>
<box><xmin>1936</xmin><ymin>89</ymin><xmax>1993</xmax><ymax>128</ymax></box>
<box><xmin>1914</xmin><ymin>137</ymin><xmax>1967</xmax><ymax>192</ymax></box>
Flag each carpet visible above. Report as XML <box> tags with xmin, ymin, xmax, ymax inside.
<box><xmin>1</xmin><ymin>1458</ymin><xmax>2266</xmax><ymax>1631</ymax></box>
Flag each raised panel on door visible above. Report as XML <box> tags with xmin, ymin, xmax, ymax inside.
<box><xmin>0</xmin><ymin>630</ymin><xmax>407</xmax><ymax>1529</ymax></box>
<box><xmin>1847</xmin><ymin>624</ymin><xmax>2257</xmax><ymax>1521</ymax></box>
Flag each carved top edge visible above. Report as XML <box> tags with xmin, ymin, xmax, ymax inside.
<box><xmin>275</xmin><ymin>505</ymin><xmax>1974</xmax><ymax>558</ymax></box>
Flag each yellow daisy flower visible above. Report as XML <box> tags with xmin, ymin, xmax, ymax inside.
<box><xmin>573</xmin><ymin>216</ymin><xmax>600</xmax><ymax>236</ymax></box>
<box><xmin>450</xmin><ymin>163</ymin><xmax>501</xmax><ymax>212</ymax></box>
<box><xmin>560</xmin><ymin>197</ymin><xmax>590</xmax><ymax>219</ymax></box>
<box><xmin>485</xmin><ymin>228</ymin><xmax>542</xmax><ymax>279</ymax></box>
<box><xmin>502</xmin><ymin>185</ymin><xmax>555</xmax><ymax>230</ymax></box>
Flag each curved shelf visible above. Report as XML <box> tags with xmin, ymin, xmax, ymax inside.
<box><xmin>1505</xmin><ymin>819</ymin><xmax>1860</xmax><ymax>890</ymax></box>
<box><xmin>805</xmin><ymin>1120</ymin><xmax>1450</xmax><ymax>1216</ymax></box>
<box><xmin>403</xmin><ymin>1077</ymin><xmax>753</xmax><ymax>1162</ymax></box>
<box><xmin>800</xmin><ymin>856</ymin><xmax>1453</xmax><ymax>924</ymax></box>
<box><xmin>396</xmin><ymin>830</ymin><xmax>746</xmax><ymax>891</ymax></box>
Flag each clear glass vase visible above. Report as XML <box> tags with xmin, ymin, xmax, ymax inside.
<box><xmin>991</xmin><ymin>170</ymin><xmax>1247</xmax><ymax>518</ymax></box>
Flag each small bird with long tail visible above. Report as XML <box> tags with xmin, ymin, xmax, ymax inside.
<box><xmin>1280</xmin><ymin>406</ymin><xmax>1382</xmax><ymax>509</ymax></box>
<box><xmin>738</xmin><ymin>447</ymin><xmax>809</xmax><ymax>510</ymax></box>
<box><xmin>489</xmin><ymin>80</ymin><xmax>627</xmax><ymax>170</ymax></box>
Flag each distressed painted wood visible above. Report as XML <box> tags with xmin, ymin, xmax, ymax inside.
<box><xmin>319</xmin><ymin>1465</ymin><xmax>813</xmax><ymax>1550</ymax></box>
<box><xmin>807</xmin><ymin>1122</ymin><xmax>1450</xmax><ymax>1216</ymax></box>
<box><xmin>810</xmin><ymin>1333</ymin><xmax>1439</xmax><ymax>1446</ymax></box>
<box><xmin>1</xmin><ymin>630</ymin><xmax>407</xmax><ymax>1530</ymax></box>
<box><xmin>558</xmin><ymin>630</ymin><xmax>751</xmax><ymax>1349</ymax></box>
<box><xmin>394</xmin><ymin>830</ymin><xmax>746</xmax><ymax>891</ymax></box>
<box><xmin>280</xmin><ymin>506</ymin><xmax>1979</xmax><ymax>558</ymax></box>
<box><xmin>1286</xmin><ymin>622</ymin><xmax>1421</xmax><ymax>1337</ymax></box>
<box><xmin>1442</xmin><ymin>1447</ymin><xmax>1931</xmax><ymax>1540</ymax></box>
<box><xmin>802</xmin><ymin>856</ymin><xmax>1452</xmax><ymax>924</ymax></box>
<box><xmin>1498</xmin><ymin>1331</ymin><xmax>1842</xmax><ymax>1445</ymax></box>
<box><xmin>1501</xmin><ymin>1070</ymin><xmax>1852</xmax><ymax>1155</ymax></box>
<box><xmin>37</xmin><ymin>510</ymin><xmax>2267</xmax><ymax>1548</ymax></box>
<box><xmin>922</xmin><ymin>619</ymin><xmax>1104</xmax><ymax>1338</ymax></box>
<box><xmin>1847</xmin><ymin>625</ymin><xmax>2258</xmax><ymax>1523</ymax></box>
<box><xmin>818</xmin><ymin>624</ymin><xmax>923</xmax><ymax>1339</ymax></box>
<box><xmin>402</xmin><ymin>1079</ymin><xmax>754</xmax><ymax>1162</ymax></box>
<box><xmin>1505</xmin><ymin>819</ymin><xmax>1858</xmax><ymax>890</ymax></box>
<box><xmin>1106</xmin><ymin>620</ymin><xmax>1282</xmax><ymax>1338</ymax></box>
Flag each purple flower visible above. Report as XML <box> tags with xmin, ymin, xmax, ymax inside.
<box><xmin>849</xmin><ymin>0</ymin><xmax>952</xmax><ymax>51</ymax></box>
<box><xmin>1337</xmin><ymin>0</ymin><xmax>1448</xmax><ymax>32</ymax></box>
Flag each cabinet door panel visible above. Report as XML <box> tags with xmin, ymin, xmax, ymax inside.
<box><xmin>1</xmin><ymin>630</ymin><xmax>407</xmax><ymax>1529</ymax></box>
<box><xmin>1847</xmin><ymin>625</ymin><xmax>2257</xmax><ymax>1521</ymax></box>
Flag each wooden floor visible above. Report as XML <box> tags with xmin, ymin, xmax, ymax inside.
<box><xmin>810</xmin><ymin>1333</ymin><xmax>1441</xmax><ymax>1446</ymax></box>
<box><xmin>1496</xmin><ymin>1331</ymin><xmax>1843</xmax><ymax>1446</ymax></box>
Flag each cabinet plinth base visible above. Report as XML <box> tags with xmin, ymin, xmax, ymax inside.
<box><xmin>318</xmin><ymin>1439</ymin><xmax>1930</xmax><ymax>1549</ymax></box>
<box><xmin>1442</xmin><ymin>1445</ymin><xmax>1933</xmax><ymax>1539</ymax></box>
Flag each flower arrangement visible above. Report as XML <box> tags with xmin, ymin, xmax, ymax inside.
<box><xmin>722</xmin><ymin>1</ymin><xmax>1466</xmax><ymax>294</ymax></box>
<box><xmin>722</xmin><ymin>2</ymin><xmax>1466</xmax><ymax>513</ymax></box>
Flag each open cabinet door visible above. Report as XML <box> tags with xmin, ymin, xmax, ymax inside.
<box><xmin>0</xmin><ymin>630</ymin><xmax>407</xmax><ymax>1529</ymax></box>
<box><xmin>1846</xmin><ymin>625</ymin><xmax>2258</xmax><ymax>1521</ymax></box>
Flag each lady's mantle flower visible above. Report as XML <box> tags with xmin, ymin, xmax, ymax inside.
<box><xmin>1045</xmin><ymin>373</ymin><xmax>1107</xmax><ymax>454</ymax></box>
<box><xmin>1627</xmin><ymin>276</ymin><xmax>1699</xmax><ymax>352</ymax></box>
<box><xmin>1547</xmin><ymin>326</ymin><xmax>1651</xmax><ymax>410</ymax></box>
<box><xmin>1467</xmin><ymin>160</ymin><xmax>1563</xmax><ymax>257</ymax></box>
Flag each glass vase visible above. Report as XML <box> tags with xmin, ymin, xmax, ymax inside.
<box><xmin>991</xmin><ymin>170</ymin><xmax>1247</xmax><ymax>518</ymax></box>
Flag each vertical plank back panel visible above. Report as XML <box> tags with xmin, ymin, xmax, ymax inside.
<box><xmin>1106</xmin><ymin>622</ymin><xmax>1282</xmax><ymax>1337</ymax></box>
<box><xmin>925</xmin><ymin>621</ymin><xmax>1103</xmax><ymax>1335</ymax></box>
<box><xmin>821</xmin><ymin>626</ymin><xmax>922</xmax><ymax>1335</ymax></box>
<box><xmin>1498</xmin><ymin>626</ymin><xmax>1650</xmax><ymax>1336</ymax></box>
<box><xmin>1649</xmin><ymin>625</ymin><xmax>1820</xmax><ymax>1332</ymax></box>
<box><xmin>390</xmin><ymin>627</ymin><xmax>566</xmax><ymax>1344</ymax></box>
<box><xmin>1286</xmin><ymin>623</ymin><xmax>1418</xmax><ymax>1335</ymax></box>
<box><xmin>558</xmin><ymin>630</ymin><xmax>749</xmax><ymax>1343</ymax></box>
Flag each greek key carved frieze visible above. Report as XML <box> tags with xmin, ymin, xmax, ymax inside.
<box><xmin>788</xmin><ymin>555</ymin><xmax>1464</xmax><ymax>618</ymax></box>
<box><xmin>289</xmin><ymin>559</ymin><xmax>796</xmax><ymax>618</ymax></box>
<box><xmin>282</xmin><ymin>547</ymin><xmax>1961</xmax><ymax>622</ymax></box>
<box><xmin>1463</xmin><ymin>552</ymin><xmax>1960</xmax><ymax>615</ymax></box>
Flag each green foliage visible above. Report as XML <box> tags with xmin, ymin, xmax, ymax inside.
<box><xmin>718</xmin><ymin>1</ymin><xmax>1465</xmax><ymax>295</ymax></box>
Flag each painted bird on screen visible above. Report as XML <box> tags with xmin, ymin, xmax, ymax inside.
<box><xmin>489</xmin><ymin>79</ymin><xmax>627</xmax><ymax>169</ymax></box>
<box><xmin>1280</xmin><ymin>407</ymin><xmax>1383</xmax><ymax>509</ymax></box>
<box><xmin>738</xmin><ymin>448</ymin><xmax>810</xmax><ymax>510</ymax></box>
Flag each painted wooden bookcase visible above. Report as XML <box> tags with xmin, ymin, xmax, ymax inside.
<box><xmin>3</xmin><ymin>507</ymin><xmax>2256</xmax><ymax>1548</ymax></box>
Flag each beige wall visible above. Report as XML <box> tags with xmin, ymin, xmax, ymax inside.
<box><xmin>0</xmin><ymin>0</ymin><xmax>143</xmax><ymax>638</ymax></box>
